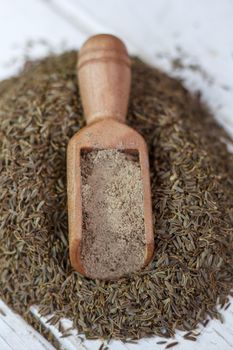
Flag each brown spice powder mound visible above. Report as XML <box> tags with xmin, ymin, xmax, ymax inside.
<box><xmin>81</xmin><ymin>149</ymin><xmax>145</xmax><ymax>279</ymax></box>
<box><xmin>0</xmin><ymin>51</ymin><xmax>233</xmax><ymax>341</ymax></box>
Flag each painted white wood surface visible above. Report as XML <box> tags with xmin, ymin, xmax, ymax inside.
<box><xmin>0</xmin><ymin>300</ymin><xmax>55</xmax><ymax>350</ymax></box>
<box><xmin>0</xmin><ymin>0</ymin><xmax>233</xmax><ymax>349</ymax></box>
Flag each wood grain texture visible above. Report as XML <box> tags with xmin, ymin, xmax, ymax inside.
<box><xmin>67</xmin><ymin>119</ymin><xmax>154</xmax><ymax>278</ymax></box>
<box><xmin>0</xmin><ymin>300</ymin><xmax>55</xmax><ymax>350</ymax></box>
<box><xmin>78</xmin><ymin>34</ymin><xmax>131</xmax><ymax>124</ymax></box>
<box><xmin>67</xmin><ymin>34</ymin><xmax>154</xmax><ymax>279</ymax></box>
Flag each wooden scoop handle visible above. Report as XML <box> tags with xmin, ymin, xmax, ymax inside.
<box><xmin>78</xmin><ymin>34</ymin><xmax>131</xmax><ymax>125</ymax></box>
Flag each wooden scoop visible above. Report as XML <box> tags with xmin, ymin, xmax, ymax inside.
<box><xmin>67</xmin><ymin>34</ymin><xmax>154</xmax><ymax>279</ymax></box>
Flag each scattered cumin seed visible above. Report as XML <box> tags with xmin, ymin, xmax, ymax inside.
<box><xmin>184</xmin><ymin>336</ymin><xmax>197</xmax><ymax>341</ymax></box>
<box><xmin>203</xmin><ymin>319</ymin><xmax>210</xmax><ymax>327</ymax></box>
<box><xmin>183</xmin><ymin>331</ymin><xmax>193</xmax><ymax>337</ymax></box>
<box><xmin>165</xmin><ymin>341</ymin><xmax>179</xmax><ymax>349</ymax></box>
<box><xmin>0</xmin><ymin>308</ymin><xmax>6</xmax><ymax>316</ymax></box>
<box><xmin>224</xmin><ymin>302</ymin><xmax>231</xmax><ymax>310</ymax></box>
<box><xmin>60</xmin><ymin>333</ymin><xmax>72</xmax><ymax>338</ymax></box>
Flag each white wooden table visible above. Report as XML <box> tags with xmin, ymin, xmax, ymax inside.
<box><xmin>0</xmin><ymin>1</ymin><xmax>233</xmax><ymax>349</ymax></box>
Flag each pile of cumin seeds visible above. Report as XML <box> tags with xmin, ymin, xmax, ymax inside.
<box><xmin>0</xmin><ymin>51</ymin><xmax>233</xmax><ymax>341</ymax></box>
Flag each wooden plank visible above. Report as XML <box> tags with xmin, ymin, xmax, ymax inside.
<box><xmin>0</xmin><ymin>300</ymin><xmax>55</xmax><ymax>350</ymax></box>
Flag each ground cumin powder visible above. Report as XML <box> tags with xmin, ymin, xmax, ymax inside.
<box><xmin>0</xmin><ymin>51</ymin><xmax>233</xmax><ymax>342</ymax></box>
<box><xmin>81</xmin><ymin>149</ymin><xmax>145</xmax><ymax>279</ymax></box>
